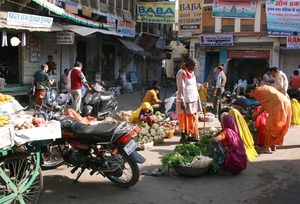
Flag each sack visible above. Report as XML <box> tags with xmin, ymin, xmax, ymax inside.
<box><xmin>28</xmin><ymin>85</ymin><xmax>35</xmax><ymax>96</ymax></box>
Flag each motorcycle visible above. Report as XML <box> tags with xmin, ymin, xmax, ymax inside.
<box><xmin>218</xmin><ymin>84</ymin><xmax>261</xmax><ymax>122</ymax></box>
<box><xmin>81</xmin><ymin>81</ymin><xmax>118</xmax><ymax>120</ymax></box>
<box><xmin>41</xmin><ymin>116</ymin><xmax>145</xmax><ymax>187</ymax></box>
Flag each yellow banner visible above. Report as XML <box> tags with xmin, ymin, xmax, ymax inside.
<box><xmin>178</xmin><ymin>0</ymin><xmax>203</xmax><ymax>33</ymax></box>
<box><xmin>137</xmin><ymin>2</ymin><xmax>175</xmax><ymax>24</ymax></box>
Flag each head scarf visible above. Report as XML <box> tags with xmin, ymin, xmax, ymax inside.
<box><xmin>181</xmin><ymin>63</ymin><xmax>192</xmax><ymax>79</ymax></box>
<box><xmin>222</xmin><ymin>115</ymin><xmax>240</xmax><ymax>136</ymax></box>
<box><xmin>129</xmin><ymin>102</ymin><xmax>153</xmax><ymax>123</ymax></box>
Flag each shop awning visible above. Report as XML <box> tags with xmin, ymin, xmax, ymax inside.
<box><xmin>62</xmin><ymin>25</ymin><xmax>122</xmax><ymax>37</ymax></box>
<box><xmin>0</xmin><ymin>22</ymin><xmax>63</xmax><ymax>32</ymax></box>
<box><xmin>117</xmin><ymin>38</ymin><xmax>144</xmax><ymax>54</ymax></box>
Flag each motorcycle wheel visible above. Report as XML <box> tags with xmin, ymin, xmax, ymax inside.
<box><xmin>0</xmin><ymin>153</ymin><xmax>43</xmax><ymax>204</ymax></box>
<box><xmin>218</xmin><ymin>107</ymin><xmax>231</xmax><ymax>123</ymax></box>
<box><xmin>104</xmin><ymin>151</ymin><xmax>140</xmax><ymax>188</ymax></box>
<box><xmin>40</xmin><ymin>142</ymin><xmax>65</xmax><ymax>170</ymax></box>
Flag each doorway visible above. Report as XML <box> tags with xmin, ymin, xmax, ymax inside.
<box><xmin>101</xmin><ymin>44</ymin><xmax>115</xmax><ymax>81</ymax></box>
<box><xmin>76</xmin><ymin>41</ymin><xmax>86</xmax><ymax>74</ymax></box>
<box><xmin>0</xmin><ymin>33</ymin><xmax>19</xmax><ymax>84</ymax></box>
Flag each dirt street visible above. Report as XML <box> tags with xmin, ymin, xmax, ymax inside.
<box><xmin>38</xmin><ymin>87</ymin><xmax>300</xmax><ymax>204</ymax></box>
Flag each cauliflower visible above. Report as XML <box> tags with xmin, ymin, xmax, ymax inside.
<box><xmin>141</xmin><ymin>128</ymin><xmax>149</xmax><ymax>135</ymax></box>
<box><xmin>150</xmin><ymin>129</ymin><xmax>157</xmax><ymax>136</ymax></box>
<box><xmin>209</xmin><ymin>127</ymin><xmax>218</xmax><ymax>134</ymax></box>
<box><xmin>152</xmin><ymin>123</ymin><xmax>160</xmax><ymax>130</ymax></box>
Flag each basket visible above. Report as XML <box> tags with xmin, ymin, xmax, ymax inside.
<box><xmin>164</xmin><ymin>129</ymin><xmax>175</xmax><ymax>139</ymax></box>
<box><xmin>174</xmin><ymin>166</ymin><xmax>209</xmax><ymax>177</ymax></box>
<box><xmin>153</xmin><ymin>138</ymin><xmax>164</xmax><ymax>144</ymax></box>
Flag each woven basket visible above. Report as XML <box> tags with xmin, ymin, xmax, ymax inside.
<box><xmin>164</xmin><ymin>129</ymin><xmax>175</xmax><ymax>139</ymax></box>
<box><xmin>153</xmin><ymin>138</ymin><xmax>164</xmax><ymax>144</ymax></box>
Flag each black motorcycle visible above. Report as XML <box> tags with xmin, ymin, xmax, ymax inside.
<box><xmin>218</xmin><ymin>84</ymin><xmax>260</xmax><ymax>122</ymax></box>
<box><xmin>81</xmin><ymin>81</ymin><xmax>118</xmax><ymax>119</ymax></box>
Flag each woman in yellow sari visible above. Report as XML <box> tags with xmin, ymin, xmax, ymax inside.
<box><xmin>290</xmin><ymin>98</ymin><xmax>300</xmax><ymax>125</ymax></box>
<box><xmin>246</xmin><ymin>84</ymin><xmax>291</xmax><ymax>153</ymax></box>
<box><xmin>228</xmin><ymin>109</ymin><xmax>258</xmax><ymax>161</ymax></box>
<box><xmin>129</xmin><ymin>102</ymin><xmax>156</xmax><ymax>126</ymax></box>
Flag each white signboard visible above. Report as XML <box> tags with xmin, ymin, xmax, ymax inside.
<box><xmin>287</xmin><ymin>36</ymin><xmax>300</xmax><ymax>49</ymax></box>
<box><xmin>189</xmin><ymin>43</ymin><xmax>195</xmax><ymax>59</ymax></box>
<box><xmin>56</xmin><ymin>32</ymin><xmax>74</xmax><ymax>44</ymax></box>
<box><xmin>199</xmin><ymin>34</ymin><xmax>234</xmax><ymax>46</ymax></box>
<box><xmin>7</xmin><ymin>12</ymin><xmax>53</xmax><ymax>28</ymax></box>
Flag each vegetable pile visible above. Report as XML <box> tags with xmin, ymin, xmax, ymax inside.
<box><xmin>134</xmin><ymin>123</ymin><xmax>165</xmax><ymax>145</ymax></box>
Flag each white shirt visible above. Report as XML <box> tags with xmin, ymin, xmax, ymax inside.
<box><xmin>238</xmin><ymin>79</ymin><xmax>247</xmax><ymax>88</ymax></box>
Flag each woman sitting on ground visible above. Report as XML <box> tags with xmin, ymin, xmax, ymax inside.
<box><xmin>210</xmin><ymin>115</ymin><xmax>247</xmax><ymax>175</ymax></box>
<box><xmin>129</xmin><ymin>102</ymin><xmax>157</xmax><ymax>126</ymax></box>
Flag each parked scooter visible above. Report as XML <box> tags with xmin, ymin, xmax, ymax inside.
<box><xmin>41</xmin><ymin>115</ymin><xmax>145</xmax><ymax>187</ymax></box>
<box><xmin>81</xmin><ymin>81</ymin><xmax>118</xmax><ymax>119</ymax></box>
<box><xmin>218</xmin><ymin>84</ymin><xmax>261</xmax><ymax>122</ymax></box>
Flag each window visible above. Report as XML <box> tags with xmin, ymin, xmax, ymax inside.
<box><xmin>116</xmin><ymin>0</ymin><xmax>122</xmax><ymax>7</ymax></box>
<box><xmin>136</xmin><ymin>24</ymin><xmax>141</xmax><ymax>33</ymax></box>
<box><xmin>203</xmin><ymin>6</ymin><xmax>215</xmax><ymax>29</ymax></box>
<box><xmin>241</xmin><ymin>19</ymin><xmax>254</xmax><ymax>32</ymax></box>
<box><xmin>100</xmin><ymin>0</ymin><xmax>106</xmax><ymax>3</ymax></box>
<box><xmin>123</xmin><ymin>0</ymin><xmax>128</xmax><ymax>10</ymax></box>
<box><xmin>261</xmin><ymin>3</ymin><xmax>267</xmax><ymax>32</ymax></box>
<box><xmin>222</xmin><ymin>25</ymin><xmax>234</xmax><ymax>32</ymax></box>
<box><xmin>203</xmin><ymin>26</ymin><xmax>214</xmax><ymax>33</ymax></box>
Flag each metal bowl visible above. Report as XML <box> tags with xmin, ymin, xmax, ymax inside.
<box><xmin>174</xmin><ymin>166</ymin><xmax>209</xmax><ymax>177</ymax></box>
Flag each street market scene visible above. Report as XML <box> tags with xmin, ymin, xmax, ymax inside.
<box><xmin>1</xmin><ymin>0</ymin><xmax>300</xmax><ymax>203</ymax></box>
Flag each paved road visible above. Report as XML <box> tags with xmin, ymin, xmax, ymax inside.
<box><xmin>38</xmin><ymin>85</ymin><xmax>300</xmax><ymax>204</ymax></box>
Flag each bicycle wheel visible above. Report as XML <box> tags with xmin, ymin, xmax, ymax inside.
<box><xmin>0</xmin><ymin>153</ymin><xmax>43</xmax><ymax>204</ymax></box>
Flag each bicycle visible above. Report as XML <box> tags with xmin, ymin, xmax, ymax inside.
<box><xmin>0</xmin><ymin>141</ymin><xmax>45</xmax><ymax>204</ymax></box>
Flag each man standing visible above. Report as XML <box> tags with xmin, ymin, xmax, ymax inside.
<box><xmin>269</xmin><ymin>66</ymin><xmax>289</xmax><ymax>97</ymax></box>
<box><xmin>213</xmin><ymin>66</ymin><xmax>227</xmax><ymax>118</ymax></box>
<box><xmin>32</xmin><ymin>64</ymin><xmax>54</xmax><ymax>106</ymax></box>
<box><xmin>46</xmin><ymin>55</ymin><xmax>57</xmax><ymax>75</ymax></box>
<box><xmin>68</xmin><ymin>61</ymin><xmax>91</xmax><ymax>113</ymax></box>
<box><xmin>289</xmin><ymin>70</ymin><xmax>300</xmax><ymax>90</ymax></box>
<box><xmin>176</xmin><ymin>57</ymin><xmax>203</xmax><ymax>143</ymax></box>
<box><xmin>263</xmin><ymin>68</ymin><xmax>275</xmax><ymax>86</ymax></box>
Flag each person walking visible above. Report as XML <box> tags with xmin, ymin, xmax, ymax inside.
<box><xmin>67</xmin><ymin>61</ymin><xmax>91</xmax><ymax>113</ymax></box>
<box><xmin>60</xmin><ymin>68</ymin><xmax>69</xmax><ymax>93</ymax></box>
<box><xmin>246</xmin><ymin>84</ymin><xmax>291</xmax><ymax>153</ymax></box>
<box><xmin>31</xmin><ymin>64</ymin><xmax>54</xmax><ymax>106</ymax></box>
<box><xmin>176</xmin><ymin>57</ymin><xmax>203</xmax><ymax>143</ymax></box>
<box><xmin>213</xmin><ymin>66</ymin><xmax>227</xmax><ymax>118</ymax></box>
<box><xmin>269</xmin><ymin>66</ymin><xmax>289</xmax><ymax>97</ymax></box>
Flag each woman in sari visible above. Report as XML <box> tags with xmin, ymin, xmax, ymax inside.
<box><xmin>229</xmin><ymin>109</ymin><xmax>258</xmax><ymax>161</ymax></box>
<box><xmin>129</xmin><ymin>102</ymin><xmax>156</xmax><ymax>126</ymax></box>
<box><xmin>176</xmin><ymin>58</ymin><xmax>202</xmax><ymax>143</ymax></box>
<box><xmin>246</xmin><ymin>84</ymin><xmax>291</xmax><ymax>153</ymax></box>
<box><xmin>210</xmin><ymin>115</ymin><xmax>247</xmax><ymax>175</ymax></box>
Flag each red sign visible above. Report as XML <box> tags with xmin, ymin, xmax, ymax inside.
<box><xmin>227</xmin><ymin>50</ymin><xmax>270</xmax><ymax>59</ymax></box>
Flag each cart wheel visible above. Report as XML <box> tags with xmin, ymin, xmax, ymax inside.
<box><xmin>0</xmin><ymin>153</ymin><xmax>43</xmax><ymax>204</ymax></box>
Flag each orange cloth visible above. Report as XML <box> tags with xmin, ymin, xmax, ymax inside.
<box><xmin>142</xmin><ymin>89</ymin><xmax>160</xmax><ymax>105</ymax></box>
<box><xmin>254</xmin><ymin>85</ymin><xmax>291</xmax><ymax>146</ymax></box>
<box><xmin>35</xmin><ymin>90</ymin><xmax>46</xmax><ymax>106</ymax></box>
<box><xmin>215</xmin><ymin>130</ymin><xmax>230</xmax><ymax>146</ymax></box>
<box><xmin>66</xmin><ymin>109</ymin><xmax>97</xmax><ymax>125</ymax></box>
<box><xmin>178</xmin><ymin>112</ymin><xmax>199</xmax><ymax>138</ymax></box>
<box><xmin>289</xmin><ymin>76</ymin><xmax>300</xmax><ymax>89</ymax></box>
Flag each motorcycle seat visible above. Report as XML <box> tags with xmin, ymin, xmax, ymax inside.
<box><xmin>70</xmin><ymin>121</ymin><xmax>119</xmax><ymax>144</ymax></box>
<box><xmin>100</xmin><ymin>91</ymin><xmax>114</xmax><ymax>101</ymax></box>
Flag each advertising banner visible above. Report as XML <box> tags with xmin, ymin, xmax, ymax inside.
<box><xmin>286</xmin><ymin>36</ymin><xmax>300</xmax><ymax>49</ymax></box>
<box><xmin>266</xmin><ymin>0</ymin><xmax>300</xmax><ymax>36</ymax></box>
<box><xmin>199</xmin><ymin>34</ymin><xmax>233</xmax><ymax>46</ymax></box>
<box><xmin>7</xmin><ymin>12</ymin><xmax>53</xmax><ymax>28</ymax></box>
<box><xmin>228</xmin><ymin>50</ymin><xmax>270</xmax><ymax>59</ymax></box>
<box><xmin>178</xmin><ymin>0</ymin><xmax>203</xmax><ymax>33</ymax></box>
<box><xmin>212</xmin><ymin>0</ymin><xmax>257</xmax><ymax>19</ymax></box>
<box><xmin>137</xmin><ymin>1</ymin><xmax>175</xmax><ymax>24</ymax></box>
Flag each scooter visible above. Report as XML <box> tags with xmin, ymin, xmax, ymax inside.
<box><xmin>81</xmin><ymin>81</ymin><xmax>118</xmax><ymax>119</ymax></box>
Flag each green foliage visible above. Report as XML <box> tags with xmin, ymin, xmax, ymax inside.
<box><xmin>199</xmin><ymin>133</ymin><xmax>214</xmax><ymax>145</ymax></box>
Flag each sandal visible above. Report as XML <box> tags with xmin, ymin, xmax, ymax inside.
<box><xmin>262</xmin><ymin>147</ymin><xmax>272</xmax><ymax>154</ymax></box>
<box><xmin>271</xmin><ymin>145</ymin><xmax>276</xmax><ymax>151</ymax></box>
